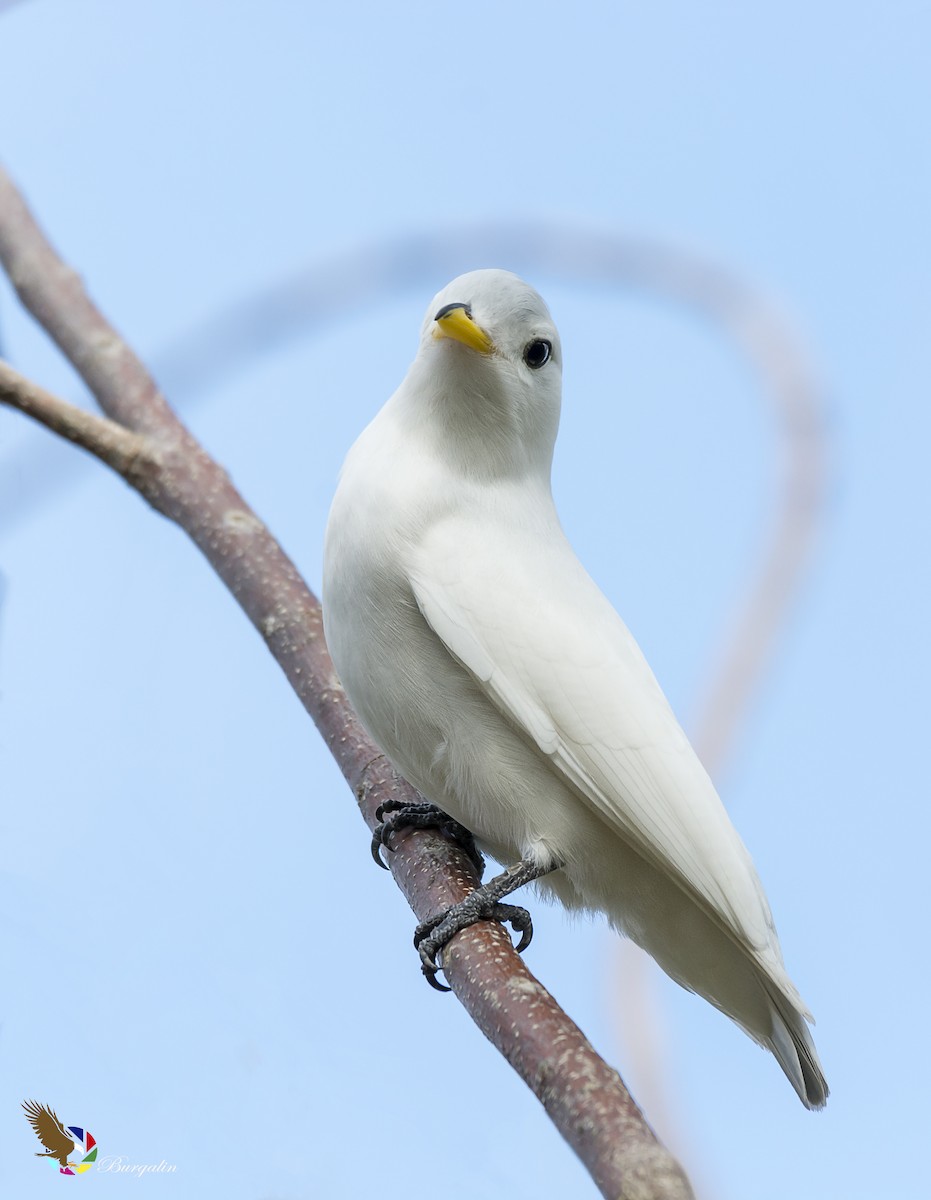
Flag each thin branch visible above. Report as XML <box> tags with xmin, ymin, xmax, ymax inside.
<box><xmin>0</xmin><ymin>168</ymin><xmax>172</xmax><ymax>435</ymax></box>
<box><xmin>0</xmin><ymin>164</ymin><xmax>693</xmax><ymax>1200</ymax></box>
<box><xmin>0</xmin><ymin>360</ymin><xmax>147</xmax><ymax>474</ymax></box>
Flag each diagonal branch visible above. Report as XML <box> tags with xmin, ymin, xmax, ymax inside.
<box><xmin>0</xmin><ymin>163</ymin><xmax>693</xmax><ymax>1200</ymax></box>
<box><xmin>0</xmin><ymin>168</ymin><xmax>172</xmax><ymax>434</ymax></box>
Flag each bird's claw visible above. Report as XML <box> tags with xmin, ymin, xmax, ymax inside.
<box><xmin>413</xmin><ymin>898</ymin><xmax>534</xmax><ymax>990</ymax></box>
<box><xmin>370</xmin><ymin>800</ymin><xmax>485</xmax><ymax>875</ymax></box>
<box><xmin>371</xmin><ymin>799</ymin><xmax>409</xmax><ymax>868</ymax></box>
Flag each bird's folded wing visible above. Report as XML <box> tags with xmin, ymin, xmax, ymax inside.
<box><xmin>410</xmin><ymin>528</ymin><xmax>778</xmax><ymax>957</ymax></box>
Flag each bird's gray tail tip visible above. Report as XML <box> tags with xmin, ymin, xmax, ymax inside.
<box><xmin>770</xmin><ymin>999</ymin><xmax>829</xmax><ymax>1109</ymax></box>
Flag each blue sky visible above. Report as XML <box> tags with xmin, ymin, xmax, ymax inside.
<box><xmin>0</xmin><ymin>3</ymin><xmax>928</xmax><ymax>1197</ymax></box>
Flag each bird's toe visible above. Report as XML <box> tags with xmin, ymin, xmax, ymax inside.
<box><xmin>371</xmin><ymin>801</ymin><xmax>484</xmax><ymax>875</ymax></box>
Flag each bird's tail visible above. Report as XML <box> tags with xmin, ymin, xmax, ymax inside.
<box><xmin>766</xmin><ymin>986</ymin><xmax>829</xmax><ymax>1110</ymax></box>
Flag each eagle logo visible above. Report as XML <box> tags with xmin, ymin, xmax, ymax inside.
<box><xmin>22</xmin><ymin>1100</ymin><xmax>97</xmax><ymax>1175</ymax></box>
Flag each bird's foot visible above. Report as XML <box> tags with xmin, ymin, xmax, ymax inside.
<box><xmin>413</xmin><ymin>857</ymin><xmax>558</xmax><ymax>991</ymax></box>
<box><xmin>371</xmin><ymin>800</ymin><xmax>484</xmax><ymax>875</ymax></box>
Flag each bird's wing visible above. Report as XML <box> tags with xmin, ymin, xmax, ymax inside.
<box><xmin>22</xmin><ymin>1100</ymin><xmax>73</xmax><ymax>1154</ymax></box>
<box><xmin>410</xmin><ymin>519</ymin><xmax>779</xmax><ymax>957</ymax></box>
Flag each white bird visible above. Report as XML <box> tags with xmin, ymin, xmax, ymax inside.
<box><xmin>322</xmin><ymin>268</ymin><xmax>828</xmax><ymax>1109</ymax></box>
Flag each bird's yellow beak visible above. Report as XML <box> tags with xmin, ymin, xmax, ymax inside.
<box><xmin>432</xmin><ymin>302</ymin><xmax>494</xmax><ymax>355</ymax></box>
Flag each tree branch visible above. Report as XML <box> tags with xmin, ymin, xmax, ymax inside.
<box><xmin>0</xmin><ymin>168</ymin><xmax>172</xmax><ymax>435</ymax></box>
<box><xmin>0</xmin><ymin>163</ymin><xmax>693</xmax><ymax>1200</ymax></box>
<box><xmin>0</xmin><ymin>359</ymin><xmax>147</xmax><ymax>474</ymax></box>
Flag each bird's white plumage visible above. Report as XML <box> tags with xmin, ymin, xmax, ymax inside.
<box><xmin>323</xmin><ymin>269</ymin><xmax>827</xmax><ymax>1108</ymax></box>
<box><xmin>410</xmin><ymin>520</ymin><xmax>776</xmax><ymax>954</ymax></box>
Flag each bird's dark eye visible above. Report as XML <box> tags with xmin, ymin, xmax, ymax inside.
<box><xmin>523</xmin><ymin>339</ymin><xmax>552</xmax><ymax>369</ymax></box>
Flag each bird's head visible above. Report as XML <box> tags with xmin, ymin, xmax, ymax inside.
<box><xmin>404</xmin><ymin>268</ymin><xmax>563</xmax><ymax>481</ymax></box>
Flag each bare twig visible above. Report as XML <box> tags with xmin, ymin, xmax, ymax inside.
<box><xmin>0</xmin><ymin>170</ymin><xmax>171</xmax><ymax>434</ymax></box>
<box><xmin>0</xmin><ymin>360</ymin><xmax>146</xmax><ymax>473</ymax></box>
<box><xmin>0</xmin><ymin>164</ymin><xmax>693</xmax><ymax>1200</ymax></box>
